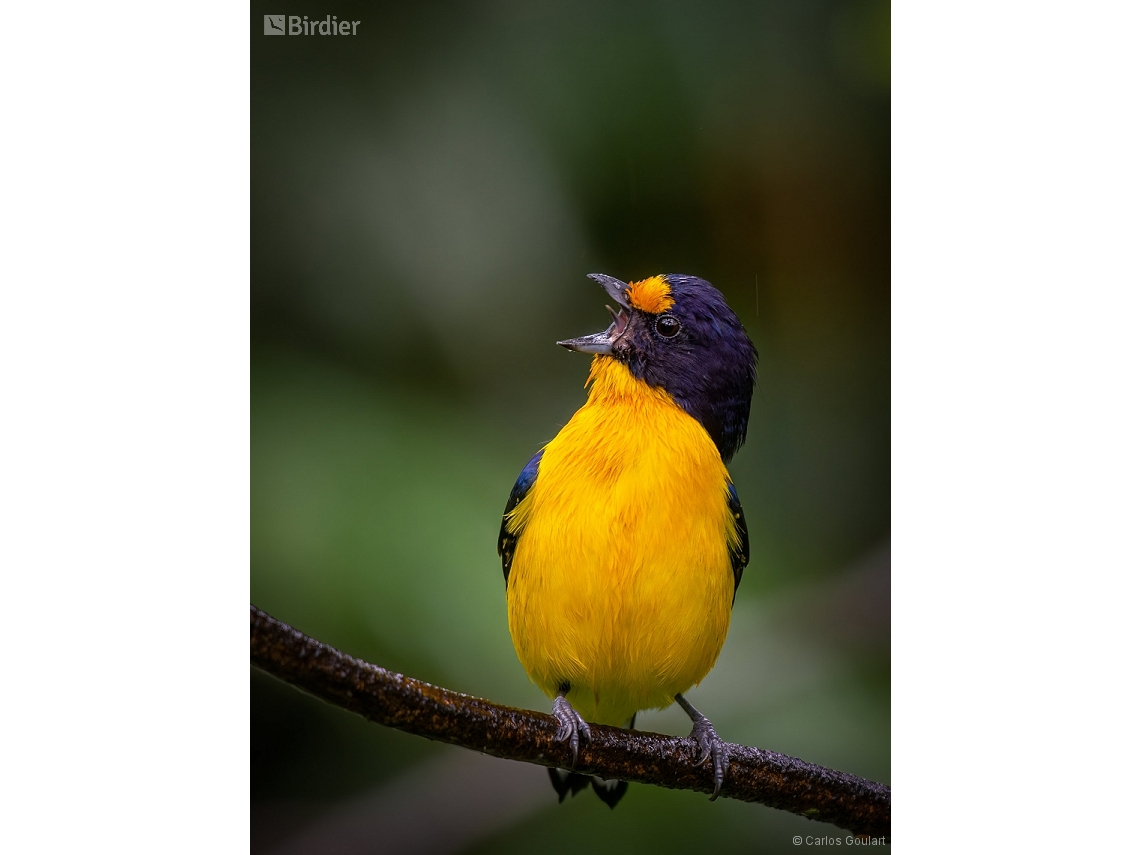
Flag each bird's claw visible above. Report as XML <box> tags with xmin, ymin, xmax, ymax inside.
<box><xmin>552</xmin><ymin>695</ymin><xmax>592</xmax><ymax>767</ymax></box>
<box><xmin>688</xmin><ymin>715</ymin><xmax>729</xmax><ymax>798</ymax></box>
<box><xmin>676</xmin><ymin>694</ymin><xmax>731</xmax><ymax>799</ymax></box>
<box><xmin>686</xmin><ymin>712</ymin><xmax>730</xmax><ymax>800</ymax></box>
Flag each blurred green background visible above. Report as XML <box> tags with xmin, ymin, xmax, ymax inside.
<box><xmin>251</xmin><ymin>1</ymin><xmax>889</xmax><ymax>852</ymax></box>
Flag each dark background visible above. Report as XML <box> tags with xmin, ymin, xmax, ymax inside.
<box><xmin>251</xmin><ymin>1</ymin><xmax>889</xmax><ymax>852</ymax></box>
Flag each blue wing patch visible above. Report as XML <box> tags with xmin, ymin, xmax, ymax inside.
<box><xmin>498</xmin><ymin>449</ymin><xmax>543</xmax><ymax>585</ymax></box>
<box><xmin>727</xmin><ymin>482</ymin><xmax>749</xmax><ymax>603</ymax></box>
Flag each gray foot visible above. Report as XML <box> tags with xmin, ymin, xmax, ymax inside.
<box><xmin>676</xmin><ymin>693</ymin><xmax>730</xmax><ymax>799</ymax></box>
<box><xmin>552</xmin><ymin>694</ymin><xmax>592</xmax><ymax>766</ymax></box>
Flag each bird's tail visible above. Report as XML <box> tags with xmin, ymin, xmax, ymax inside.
<box><xmin>547</xmin><ymin>713</ymin><xmax>634</xmax><ymax>808</ymax></box>
<box><xmin>547</xmin><ymin>769</ymin><xmax>629</xmax><ymax>808</ymax></box>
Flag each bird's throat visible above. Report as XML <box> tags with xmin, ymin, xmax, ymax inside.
<box><xmin>585</xmin><ymin>355</ymin><xmax>676</xmax><ymax>409</ymax></box>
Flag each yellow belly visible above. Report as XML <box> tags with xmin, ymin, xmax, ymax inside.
<box><xmin>506</xmin><ymin>357</ymin><xmax>737</xmax><ymax>726</ymax></box>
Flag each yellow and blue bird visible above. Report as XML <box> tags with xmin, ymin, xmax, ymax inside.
<box><xmin>498</xmin><ymin>273</ymin><xmax>757</xmax><ymax>806</ymax></box>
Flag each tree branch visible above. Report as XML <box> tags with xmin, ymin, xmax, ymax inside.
<box><xmin>250</xmin><ymin>604</ymin><xmax>890</xmax><ymax>838</ymax></box>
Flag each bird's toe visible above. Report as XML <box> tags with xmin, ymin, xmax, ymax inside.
<box><xmin>552</xmin><ymin>695</ymin><xmax>591</xmax><ymax>766</ymax></box>
<box><xmin>687</xmin><ymin>715</ymin><xmax>730</xmax><ymax>800</ymax></box>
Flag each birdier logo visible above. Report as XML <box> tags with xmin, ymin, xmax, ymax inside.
<box><xmin>263</xmin><ymin>15</ymin><xmax>361</xmax><ymax>36</ymax></box>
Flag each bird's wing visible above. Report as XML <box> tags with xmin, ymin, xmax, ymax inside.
<box><xmin>498</xmin><ymin>449</ymin><xmax>544</xmax><ymax>585</ymax></box>
<box><xmin>727</xmin><ymin>481</ymin><xmax>749</xmax><ymax>603</ymax></box>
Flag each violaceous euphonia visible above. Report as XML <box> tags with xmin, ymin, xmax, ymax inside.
<box><xmin>498</xmin><ymin>273</ymin><xmax>757</xmax><ymax>806</ymax></box>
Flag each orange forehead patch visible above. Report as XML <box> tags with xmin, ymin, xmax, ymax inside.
<box><xmin>626</xmin><ymin>276</ymin><xmax>675</xmax><ymax>314</ymax></box>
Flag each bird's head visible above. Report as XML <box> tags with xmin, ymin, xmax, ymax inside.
<box><xmin>559</xmin><ymin>273</ymin><xmax>758</xmax><ymax>462</ymax></box>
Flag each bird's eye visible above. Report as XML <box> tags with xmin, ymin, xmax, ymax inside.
<box><xmin>655</xmin><ymin>315</ymin><xmax>681</xmax><ymax>338</ymax></box>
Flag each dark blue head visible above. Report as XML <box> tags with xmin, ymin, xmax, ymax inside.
<box><xmin>558</xmin><ymin>273</ymin><xmax>758</xmax><ymax>462</ymax></box>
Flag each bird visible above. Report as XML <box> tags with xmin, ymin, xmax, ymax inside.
<box><xmin>498</xmin><ymin>273</ymin><xmax>757</xmax><ymax>807</ymax></box>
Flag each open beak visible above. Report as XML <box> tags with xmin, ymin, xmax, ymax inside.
<box><xmin>557</xmin><ymin>274</ymin><xmax>632</xmax><ymax>355</ymax></box>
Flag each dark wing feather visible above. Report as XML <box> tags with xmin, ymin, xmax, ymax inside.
<box><xmin>727</xmin><ymin>482</ymin><xmax>749</xmax><ymax>603</ymax></box>
<box><xmin>498</xmin><ymin>450</ymin><xmax>543</xmax><ymax>585</ymax></box>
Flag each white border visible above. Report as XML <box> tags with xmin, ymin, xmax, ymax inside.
<box><xmin>0</xmin><ymin>3</ymin><xmax>249</xmax><ymax>851</ymax></box>
<box><xmin>893</xmin><ymin>0</ymin><xmax>1140</xmax><ymax>849</ymax></box>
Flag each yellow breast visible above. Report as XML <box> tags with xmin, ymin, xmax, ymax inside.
<box><xmin>505</xmin><ymin>356</ymin><xmax>738</xmax><ymax>726</ymax></box>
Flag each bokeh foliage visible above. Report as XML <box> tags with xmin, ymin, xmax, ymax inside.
<box><xmin>252</xmin><ymin>1</ymin><xmax>889</xmax><ymax>851</ymax></box>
